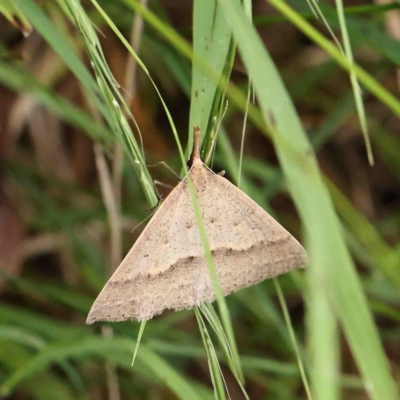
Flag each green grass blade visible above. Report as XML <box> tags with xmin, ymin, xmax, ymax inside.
<box><xmin>274</xmin><ymin>279</ymin><xmax>312</xmax><ymax>400</ymax></box>
<box><xmin>189</xmin><ymin>0</ymin><xmax>233</xmax><ymax>152</ymax></box>
<box><xmin>216</xmin><ymin>1</ymin><xmax>399</xmax><ymax>399</ymax></box>
<box><xmin>334</xmin><ymin>0</ymin><xmax>373</xmax><ymax>165</ymax></box>
<box><xmin>131</xmin><ymin>321</ymin><xmax>146</xmax><ymax>366</ymax></box>
<box><xmin>304</xmin><ymin>253</ymin><xmax>341</xmax><ymax>400</ymax></box>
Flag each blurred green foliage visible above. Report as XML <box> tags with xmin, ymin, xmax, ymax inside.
<box><xmin>0</xmin><ymin>0</ymin><xmax>400</xmax><ymax>399</ymax></box>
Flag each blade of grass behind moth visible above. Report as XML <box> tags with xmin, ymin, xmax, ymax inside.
<box><xmin>189</xmin><ymin>0</ymin><xmax>234</xmax><ymax>158</ymax></box>
<box><xmin>306</xmin><ymin>256</ymin><xmax>341</xmax><ymax>400</ymax></box>
<box><xmin>124</xmin><ymin>3</ymin><xmax>251</xmax><ymax>203</ymax></box>
<box><xmin>195</xmin><ymin>308</ymin><xmax>228</xmax><ymax>400</ymax></box>
<box><xmin>136</xmin><ymin>36</ymin><xmax>262</xmax><ymax>216</ymax></box>
<box><xmin>273</xmin><ymin>279</ymin><xmax>312</xmax><ymax>400</ymax></box>
<box><xmin>202</xmin><ymin>38</ymin><xmax>236</xmax><ymax>168</ymax></box>
<box><xmin>217</xmin><ymin>1</ymin><xmax>399</xmax><ymax>398</ymax></box>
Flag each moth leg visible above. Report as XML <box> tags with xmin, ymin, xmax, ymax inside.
<box><xmin>154</xmin><ymin>180</ymin><xmax>174</xmax><ymax>190</ymax></box>
<box><xmin>138</xmin><ymin>160</ymin><xmax>181</xmax><ymax>181</ymax></box>
<box><xmin>216</xmin><ymin>170</ymin><xmax>225</xmax><ymax>177</ymax></box>
<box><xmin>152</xmin><ymin>180</ymin><xmax>173</xmax><ymax>205</ymax></box>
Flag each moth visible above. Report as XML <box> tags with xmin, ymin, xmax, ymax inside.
<box><xmin>87</xmin><ymin>128</ymin><xmax>307</xmax><ymax>323</ymax></box>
